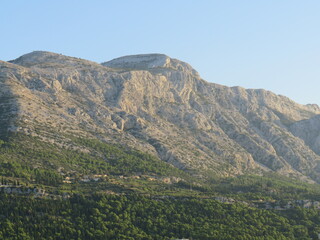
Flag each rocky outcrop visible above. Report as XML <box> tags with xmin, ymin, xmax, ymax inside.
<box><xmin>102</xmin><ymin>53</ymin><xmax>199</xmax><ymax>76</ymax></box>
<box><xmin>1</xmin><ymin>51</ymin><xmax>320</xmax><ymax>182</ymax></box>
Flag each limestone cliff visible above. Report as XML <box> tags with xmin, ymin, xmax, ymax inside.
<box><xmin>1</xmin><ymin>51</ymin><xmax>320</xmax><ymax>182</ymax></box>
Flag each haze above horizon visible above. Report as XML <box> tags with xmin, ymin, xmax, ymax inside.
<box><xmin>1</xmin><ymin>0</ymin><xmax>320</xmax><ymax>105</ymax></box>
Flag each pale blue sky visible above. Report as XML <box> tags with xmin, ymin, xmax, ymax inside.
<box><xmin>1</xmin><ymin>0</ymin><xmax>320</xmax><ymax>105</ymax></box>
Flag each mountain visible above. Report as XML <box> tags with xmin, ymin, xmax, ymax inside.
<box><xmin>1</xmin><ymin>51</ymin><xmax>320</xmax><ymax>183</ymax></box>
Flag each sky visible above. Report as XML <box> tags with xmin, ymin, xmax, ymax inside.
<box><xmin>1</xmin><ymin>0</ymin><xmax>320</xmax><ymax>105</ymax></box>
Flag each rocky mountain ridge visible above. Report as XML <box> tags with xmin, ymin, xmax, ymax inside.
<box><xmin>1</xmin><ymin>51</ymin><xmax>320</xmax><ymax>182</ymax></box>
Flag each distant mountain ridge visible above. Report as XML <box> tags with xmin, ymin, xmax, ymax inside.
<box><xmin>1</xmin><ymin>51</ymin><xmax>320</xmax><ymax>182</ymax></box>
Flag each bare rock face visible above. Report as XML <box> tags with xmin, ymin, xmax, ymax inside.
<box><xmin>289</xmin><ymin>115</ymin><xmax>320</xmax><ymax>155</ymax></box>
<box><xmin>2</xmin><ymin>51</ymin><xmax>320</xmax><ymax>182</ymax></box>
<box><xmin>103</xmin><ymin>54</ymin><xmax>171</xmax><ymax>69</ymax></box>
<box><xmin>102</xmin><ymin>54</ymin><xmax>199</xmax><ymax>76</ymax></box>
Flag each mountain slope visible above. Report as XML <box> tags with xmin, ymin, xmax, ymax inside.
<box><xmin>1</xmin><ymin>51</ymin><xmax>320</xmax><ymax>182</ymax></box>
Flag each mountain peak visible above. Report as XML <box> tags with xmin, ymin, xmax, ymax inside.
<box><xmin>102</xmin><ymin>54</ymin><xmax>170</xmax><ymax>69</ymax></box>
<box><xmin>9</xmin><ymin>51</ymin><xmax>61</xmax><ymax>64</ymax></box>
<box><xmin>102</xmin><ymin>53</ymin><xmax>199</xmax><ymax>76</ymax></box>
<box><xmin>9</xmin><ymin>51</ymin><xmax>101</xmax><ymax>69</ymax></box>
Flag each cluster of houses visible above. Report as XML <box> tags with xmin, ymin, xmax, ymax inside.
<box><xmin>79</xmin><ymin>174</ymin><xmax>108</xmax><ymax>183</ymax></box>
<box><xmin>0</xmin><ymin>185</ymin><xmax>46</xmax><ymax>196</ymax></box>
<box><xmin>62</xmin><ymin>173</ymin><xmax>182</xmax><ymax>185</ymax></box>
<box><xmin>61</xmin><ymin>174</ymin><xmax>108</xmax><ymax>184</ymax></box>
<box><xmin>0</xmin><ymin>184</ymin><xmax>72</xmax><ymax>200</ymax></box>
<box><xmin>117</xmin><ymin>175</ymin><xmax>181</xmax><ymax>184</ymax></box>
<box><xmin>255</xmin><ymin>199</ymin><xmax>320</xmax><ymax>210</ymax></box>
<box><xmin>212</xmin><ymin>196</ymin><xmax>320</xmax><ymax>210</ymax></box>
<box><xmin>213</xmin><ymin>196</ymin><xmax>236</xmax><ymax>204</ymax></box>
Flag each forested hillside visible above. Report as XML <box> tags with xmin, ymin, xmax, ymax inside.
<box><xmin>1</xmin><ymin>194</ymin><xmax>320</xmax><ymax>240</ymax></box>
<box><xmin>0</xmin><ymin>133</ymin><xmax>320</xmax><ymax>239</ymax></box>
